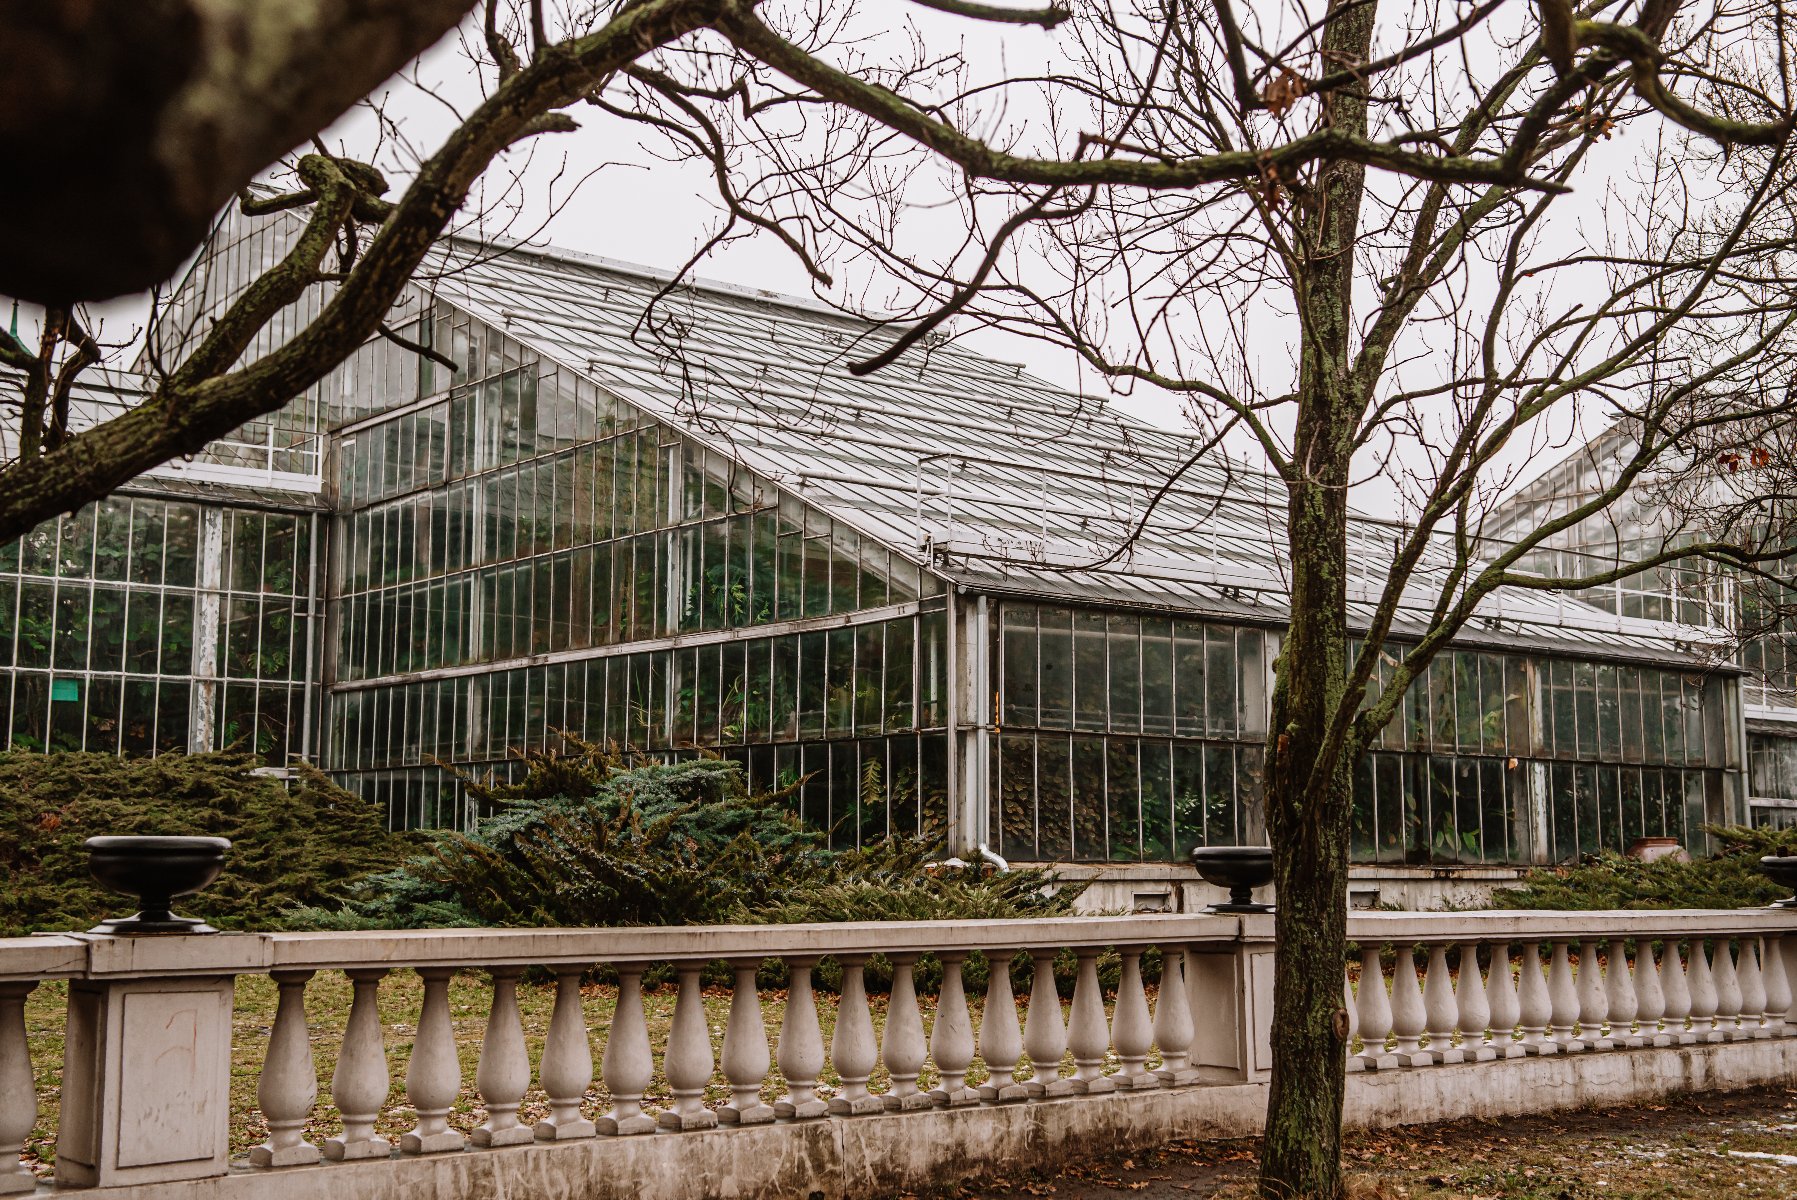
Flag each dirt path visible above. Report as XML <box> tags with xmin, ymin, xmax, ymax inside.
<box><xmin>903</xmin><ymin>1087</ymin><xmax>1797</xmax><ymax>1200</ymax></box>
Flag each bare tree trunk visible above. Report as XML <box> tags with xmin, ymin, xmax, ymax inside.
<box><xmin>1258</xmin><ymin>1</ymin><xmax>1375</xmax><ymax>1195</ymax></box>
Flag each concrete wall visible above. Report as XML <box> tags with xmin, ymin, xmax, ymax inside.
<box><xmin>94</xmin><ymin>1039</ymin><xmax>1797</xmax><ymax>1200</ymax></box>
<box><xmin>1065</xmin><ymin>863</ymin><xmax>1529</xmax><ymax>915</ymax></box>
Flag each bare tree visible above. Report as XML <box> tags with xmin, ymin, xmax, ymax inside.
<box><xmin>0</xmin><ymin>0</ymin><xmax>1077</xmax><ymax>543</ymax></box>
<box><xmin>599</xmin><ymin>1</ymin><xmax>1797</xmax><ymax>1195</ymax></box>
<box><xmin>4</xmin><ymin>2</ymin><xmax>1796</xmax><ymax>1196</ymax></box>
<box><xmin>0</xmin><ymin>0</ymin><xmax>479</xmax><ymax>303</ymax></box>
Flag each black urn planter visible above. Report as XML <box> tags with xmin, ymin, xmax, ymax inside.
<box><xmin>1191</xmin><ymin>846</ymin><xmax>1275</xmax><ymax>913</ymax></box>
<box><xmin>85</xmin><ymin>835</ymin><xmax>231</xmax><ymax>934</ymax></box>
<box><xmin>1760</xmin><ymin>856</ymin><xmax>1797</xmax><ymax>909</ymax></box>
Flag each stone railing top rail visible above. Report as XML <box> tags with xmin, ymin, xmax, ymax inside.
<box><xmin>7</xmin><ymin>907</ymin><xmax>1796</xmax><ymax>982</ymax></box>
<box><xmin>0</xmin><ymin>912</ymin><xmax>1262</xmax><ymax>981</ymax></box>
<box><xmin>1346</xmin><ymin>908</ymin><xmax>1797</xmax><ymax>941</ymax></box>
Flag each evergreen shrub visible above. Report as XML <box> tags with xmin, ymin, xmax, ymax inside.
<box><xmin>1490</xmin><ymin>825</ymin><xmax>1797</xmax><ymax>911</ymax></box>
<box><xmin>287</xmin><ymin>737</ymin><xmax>1083</xmax><ymax>991</ymax></box>
<box><xmin>0</xmin><ymin>752</ymin><xmax>404</xmax><ymax>936</ymax></box>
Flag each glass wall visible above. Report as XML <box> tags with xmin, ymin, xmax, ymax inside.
<box><xmin>326</xmin><ymin>304</ymin><xmax>944</xmax><ymax>835</ymax></box>
<box><xmin>330</xmin><ymin>613</ymin><xmax>949</xmax><ymax>838</ymax></box>
<box><xmin>330</xmin><ymin>309</ymin><xmax>930</xmax><ymax>684</ymax></box>
<box><xmin>0</xmin><ymin>494</ymin><xmax>314</xmax><ymax>760</ymax></box>
<box><xmin>991</xmin><ymin>604</ymin><xmax>1271</xmax><ymax>862</ymax></box>
<box><xmin>990</xmin><ymin>600</ymin><xmax>1726</xmax><ymax>865</ymax></box>
<box><xmin>1355</xmin><ymin>647</ymin><xmax>1722</xmax><ymax>863</ymax></box>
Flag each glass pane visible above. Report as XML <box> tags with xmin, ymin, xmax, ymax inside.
<box><xmin>1038</xmin><ymin>607</ymin><xmax>1072</xmax><ymax>729</ymax></box>
<box><xmin>1001</xmin><ymin>605</ymin><xmax>1038</xmax><ymax>728</ymax></box>
<box><xmin>1107</xmin><ymin>738</ymin><xmax>1141</xmax><ymax>861</ymax></box>
<box><xmin>1107</xmin><ymin>614</ymin><xmax>1140</xmax><ymax>734</ymax></box>
<box><xmin>1072</xmin><ymin>611</ymin><xmax>1107</xmax><ymax>732</ymax></box>
<box><xmin>1140</xmin><ymin>739</ymin><xmax>1172</xmax><ymax>860</ymax></box>
<box><xmin>1174</xmin><ymin>620</ymin><xmax>1205</xmax><ymax>738</ymax></box>
<box><xmin>1071</xmin><ymin>735</ymin><xmax>1106</xmax><ymax>860</ymax></box>
<box><xmin>884</xmin><ymin>618</ymin><xmax>915</xmax><ymax>732</ymax></box>
<box><xmin>1206</xmin><ymin>626</ymin><xmax>1236</xmax><ymax>737</ymax></box>
<box><xmin>1141</xmin><ymin>617</ymin><xmax>1174</xmax><ymax>736</ymax></box>
<box><xmin>999</xmin><ymin>733</ymin><xmax>1036</xmax><ymax>859</ymax></box>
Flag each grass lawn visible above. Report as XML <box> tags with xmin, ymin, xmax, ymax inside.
<box><xmin>21</xmin><ymin>968</ymin><xmax>1098</xmax><ymax>1178</ymax></box>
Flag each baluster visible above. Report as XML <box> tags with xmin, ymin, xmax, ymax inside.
<box><xmin>660</xmin><ymin>963</ymin><xmax>718</xmax><ymax>1131</ymax></box>
<box><xmin>1547</xmin><ymin>942</ymin><xmax>1582</xmax><ymax>1052</ymax></box>
<box><xmin>1784</xmin><ymin>934</ymin><xmax>1797</xmax><ymax>1030</ymax></box>
<box><xmin>1357</xmin><ymin>944</ymin><xmax>1397</xmax><ymax>1070</ymax></box>
<box><xmin>776</xmin><ymin>957</ymin><xmax>828</xmax><ymax>1119</ymax></box>
<box><xmin>1456</xmin><ymin>943</ymin><xmax>1494</xmax><ymax>1062</ymax></box>
<box><xmin>1517</xmin><ymin>942</ymin><xmax>1557</xmax><ymax>1055</ymax></box>
<box><xmin>325</xmin><ymin>968</ymin><xmax>392</xmax><ymax>1160</ymax></box>
<box><xmin>538</xmin><ymin>968</ymin><xmax>596</xmax><ymax>1139</ymax></box>
<box><xmin>719</xmin><ymin>959</ymin><xmax>774</xmax><ymax>1125</ymax></box>
<box><xmin>0</xmin><ymin>983</ymin><xmax>38</xmax><ymax>1195</ymax></box>
<box><xmin>1110</xmin><ymin>946</ymin><xmax>1158</xmax><ymax>1089</ymax></box>
<box><xmin>1422</xmin><ymin>944</ymin><xmax>1463</xmax><ymax>1064</ymax></box>
<box><xmin>1576</xmin><ymin>940</ymin><xmax>1611</xmax><ymax>1051</ymax></box>
<box><xmin>469</xmin><ymin>967</ymin><xmax>531</xmax><ymax>1147</ymax></box>
<box><xmin>1688</xmin><ymin>939</ymin><xmax>1720</xmax><ymax>1041</ymax></box>
<box><xmin>1485</xmin><ymin>942</ymin><xmax>1523</xmax><ymax>1058</ymax></box>
<box><xmin>401</xmin><ymin>967</ymin><xmax>464</xmax><ymax>1154</ymax></box>
<box><xmin>978</xmin><ymin>952</ymin><xmax>1028</xmax><ymax>1102</ymax></box>
<box><xmin>1343</xmin><ymin>967</ymin><xmax>1362</xmax><ymax>1072</ymax></box>
<box><xmin>1635</xmin><ymin>941</ymin><xmax>1669</xmax><ymax>1046</ymax></box>
<box><xmin>1606</xmin><ymin>940</ymin><xmax>1641</xmax><ymax>1049</ymax></box>
<box><xmin>1739</xmin><ymin>937</ymin><xmax>1769</xmax><ymax>1040</ymax></box>
<box><xmin>1154</xmin><ymin>946</ymin><xmax>1197</xmax><ymax>1085</ymax></box>
<box><xmin>881</xmin><ymin>954</ymin><xmax>932</xmax><ymax>1111</ymax></box>
<box><xmin>1661</xmin><ymin>940</ymin><xmax>1696</xmax><ymax>1045</ymax></box>
<box><xmin>926</xmin><ymin>952</ymin><xmax>979</xmax><ymax>1107</ymax></box>
<box><xmin>251</xmin><ymin>969</ymin><xmax>320</xmax><ymax>1167</ymax></box>
<box><xmin>1067</xmin><ymin>948</ymin><xmax>1116</xmax><ymax>1093</ymax></box>
<box><xmin>1763</xmin><ymin>936</ymin><xmax>1792</xmax><ymax>1037</ymax></box>
<box><xmin>830</xmin><ymin>956</ymin><xmax>885</xmax><ymax>1115</ymax></box>
<box><xmin>1713</xmin><ymin>938</ymin><xmax>1744</xmax><ymax>1040</ymax></box>
<box><xmin>1021</xmin><ymin>950</ymin><xmax>1072</xmax><ymax>1098</ymax></box>
<box><xmin>1388</xmin><ymin>944</ymin><xmax>1429</xmax><ymax>1067</ymax></box>
<box><xmin>593</xmin><ymin>963</ymin><xmax>651</xmax><ymax>1136</ymax></box>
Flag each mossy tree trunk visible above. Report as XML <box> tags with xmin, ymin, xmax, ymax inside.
<box><xmin>1258</xmin><ymin>1</ymin><xmax>1376</xmax><ymax>1196</ymax></box>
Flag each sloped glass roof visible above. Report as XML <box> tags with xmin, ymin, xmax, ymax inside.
<box><xmin>315</xmin><ymin>239</ymin><xmax>1739</xmax><ymax>664</ymax></box>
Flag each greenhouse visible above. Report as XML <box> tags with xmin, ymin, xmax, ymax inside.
<box><xmin>0</xmin><ymin>207</ymin><xmax>1754</xmax><ymax>873</ymax></box>
<box><xmin>1488</xmin><ymin>426</ymin><xmax>1797</xmax><ymax>830</ymax></box>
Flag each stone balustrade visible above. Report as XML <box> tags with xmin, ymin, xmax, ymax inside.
<box><xmin>0</xmin><ymin>914</ymin><xmax>1267</xmax><ymax>1192</ymax></box>
<box><xmin>1344</xmin><ymin>911</ymin><xmax>1797</xmax><ymax>1069</ymax></box>
<box><xmin>4</xmin><ymin>909</ymin><xmax>1797</xmax><ymax>1198</ymax></box>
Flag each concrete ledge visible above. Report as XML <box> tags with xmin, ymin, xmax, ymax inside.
<box><xmin>86</xmin><ymin>1040</ymin><xmax>1797</xmax><ymax>1200</ymax></box>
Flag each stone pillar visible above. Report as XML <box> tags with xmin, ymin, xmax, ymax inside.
<box><xmin>56</xmin><ymin>975</ymin><xmax>236</xmax><ymax>1187</ymax></box>
<box><xmin>1187</xmin><ymin>922</ymin><xmax>1276</xmax><ymax>1081</ymax></box>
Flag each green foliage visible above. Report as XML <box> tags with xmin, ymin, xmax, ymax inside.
<box><xmin>1490</xmin><ymin>825</ymin><xmax>1797</xmax><ymax>911</ymax></box>
<box><xmin>0</xmin><ymin>752</ymin><xmax>406</xmax><ymax>936</ymax></box>
<box><xmin>290</xmin><ymin>737</ymin><xmax>1081</xmax><ymax>946</ymax></box>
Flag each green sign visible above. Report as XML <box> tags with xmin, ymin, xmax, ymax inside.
<box><xmin>50</xmin><ymin>678</ymin><xmax>79</xmax><ymax>702</ymax></box>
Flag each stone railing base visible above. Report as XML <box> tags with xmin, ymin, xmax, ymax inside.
<box><xmin>83</xmin><ymin>1038</ymin><xmax>1797</xmax><ymax>1200</ymax></box>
